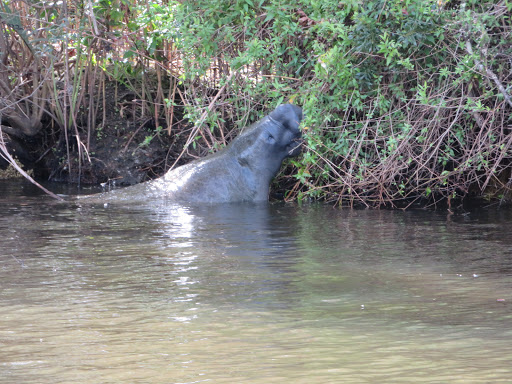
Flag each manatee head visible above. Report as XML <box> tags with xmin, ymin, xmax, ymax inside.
<box><xmin>230</xmin><ymin>103</ymin><xmax>304</xmax><ymax>181</ymax></box>
<box><xmin>266</xmin><ymin>104</ymin><xmax>304</xmax><ymax>159</ymax></box>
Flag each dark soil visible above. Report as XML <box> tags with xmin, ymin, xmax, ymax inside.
<box><xmin>21</xmin><ymin>83</ymin><xmax>200</xmax><ymax>189</ymax></box>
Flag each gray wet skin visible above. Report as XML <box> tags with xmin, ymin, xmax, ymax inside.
<box><xmin>89</xmin><ymin>104</ymin><xmax>303</xmax><ymax>204</ymax></box>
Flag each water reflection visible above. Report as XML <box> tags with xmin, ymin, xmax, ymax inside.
<box><xmin>1</xmin><ymin>181</ymin><xmax>512</xmax><ymax>383</ymax></box>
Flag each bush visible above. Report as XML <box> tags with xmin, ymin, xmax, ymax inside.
<box><xmin>164</xmin><ymin>0</ymin><xmax>512</xmax><ymax>206</ymax></box>
<box><xmin>1</xmin><ymin>0</ymin><xmax>511</xmax><ymax>206</ymax></box>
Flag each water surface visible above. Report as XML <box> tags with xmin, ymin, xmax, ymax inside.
<box><xmin>1</xmin><ymin>180</ymin><xmax>511</xmax><ymax>383</ymax></box>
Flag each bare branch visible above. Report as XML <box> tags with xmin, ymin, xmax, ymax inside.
<box><xmin>0</xmin><ymin>127</ymin><xmax>64</xmax><ymax>201</ymax></box>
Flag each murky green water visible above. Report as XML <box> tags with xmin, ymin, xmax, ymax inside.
<box><xmin>1</xmin><ymin>180</ymin><xmax>512</xmax><ymax>383</ymax></box>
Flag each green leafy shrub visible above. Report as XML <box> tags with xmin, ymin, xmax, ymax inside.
<box><xmin>2</xmin><ymin>0</ymin><xmax>511</xmax><ymax>205</ymax></box>
<box><xmin>159</xmin><ymin>0</ymin><xmax>512</xmax><ymax>206</ymax></box>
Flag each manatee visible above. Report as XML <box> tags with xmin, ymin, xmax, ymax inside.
<box><xmin>86</xmin><ymin>104</ymin><xmax>303</xmax><ymax>204</ymax></box>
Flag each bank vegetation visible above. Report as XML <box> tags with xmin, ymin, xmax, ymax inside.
<box><xmin>0</xmin><ymin>0</ymin><xmax>511</xmax><ymax>208</ymax></box>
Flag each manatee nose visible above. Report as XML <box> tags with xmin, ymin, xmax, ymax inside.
<box><xmin>287</xmin><ymin>137</ymin><xmax>304</xmax><ymax>157</ymax></box>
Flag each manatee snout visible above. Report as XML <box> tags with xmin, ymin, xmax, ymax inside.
<box><xmin>269</xmin><ymin>104</ymin><xmax>304</xmax><ymax>157</ymax></box>
<box><xmin>287</xmin><ymin>136</ymin><xmax>304</xmax><ymax>157</ymax></box>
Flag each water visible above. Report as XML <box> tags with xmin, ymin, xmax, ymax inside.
<box><xmin>1</xmin><ymin>180</ymin><xmax>512</xmax><ymax>383</ymax></box>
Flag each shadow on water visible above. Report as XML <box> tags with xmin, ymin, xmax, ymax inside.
<box><xmin>1</xmin><ymin>179</ymin><xmax>512</xmax><ymax>383</ymax></box>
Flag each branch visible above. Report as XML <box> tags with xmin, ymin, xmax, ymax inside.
<box><xmin>0</xmin><ymin>1</ymin><xmax>40</xmax><ymax>65</ymax></box>
<box><xmin>169</xmin><ymin>71</ymin><xmax>235</xmax><ymax>170</ymax></box>
<box><xmin>0</xmin><ymin>127</ymin><xmax>64</xmax><ymax>201</ymax></box>
<box><xmin>465</xmin><ymin>40</ymin><xmax>512</xmax><ymax>109</ymax></box>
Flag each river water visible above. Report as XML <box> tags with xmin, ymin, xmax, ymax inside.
<box><xmin>1</xmin><ymin>180</ymin><xmax>511</xmax><ymax>383</ymax></box>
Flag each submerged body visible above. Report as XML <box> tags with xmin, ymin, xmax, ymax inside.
<box><xmin>85</xmin><ymin>104</ymin><xmax>303</xmax><ymax>204</ymax></box>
